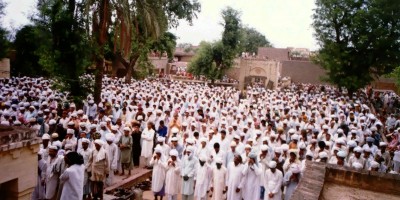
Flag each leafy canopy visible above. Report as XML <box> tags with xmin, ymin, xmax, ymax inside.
<box><xmin>313</xmin><ymin>0</ymin><xmax>400</xmax><ymax>94</ymax></box>
<box><xmin>188</xmin><ymin>7</ymin><xmax>241</xmax><ymax>81</ymax></box>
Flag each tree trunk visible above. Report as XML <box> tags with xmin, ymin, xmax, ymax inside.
<box><xmin>125</xmin><ymin>55</ymin><xmax>139</xmax><ymax>84</ymax></box>
<box><xmin>94</xmin><ymin>58</ymin><xmax>104</xmax><ymax>104</ymax></box>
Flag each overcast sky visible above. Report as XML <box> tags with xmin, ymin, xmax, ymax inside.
<box><xmin>2</xmin><ymin>0</ymin><xmax>318</xmax><ymax>50</ymax></box>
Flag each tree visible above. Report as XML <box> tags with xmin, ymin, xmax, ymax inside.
<box><xmin>112</xmin><ymin>0</ymin><xmax>200</xmax><ymax>83</ymax></box>
<box><xmin>0</xmin><ymin>0</ymin><xmax>9</xmax><ymax>58</ymax></box>
<box><xmin>313</xmin><ymin>0</ymin><xmax>400</xmax><ymax>95</ymax></box>
<box><xmin>188</xmin><ymin>7</ymin><xmax>241</xmax><ymax>82</ymax></box>
<box><xmin>240</xmin><ymin>26</ymin><xmax>272</xmax><ymax>54</ymax></box>
<box><xmin>12</xmin><ymin>25</ymin><xmax>47</xmax><ymax>77</ymax></box>
<box><xmin>35</xmin><ymin>0</ymin><xmax>92</xmax><ymax>105</ymax></box>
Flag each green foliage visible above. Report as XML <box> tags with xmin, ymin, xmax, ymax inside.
<box><xmin>150</xmin><ymin>31</ymin><xmax>177</xmax><ymax>61</ymax></box>
<box><xmin>239</xmin><ymin>26</ymin><xmax>272</xmax><ymax>54</ymax></box>
<box><xmin>0</xmin><ymin>0</ymin><xmax>9</xmax><ymax>58</ymax></box>
<box><xmin>163</xmin><ymin>0</ymin><xmax>201</xmax><ymax>28</ymax></box>
<box><xmin>313</xmin><ymin>0</ymin><xmax>400</xmax><ymax>94</ymax></box>
<box><xmin>12</xmin><ymin>25</ymin><xmax>48</xmax><ymax>77</ymax></box>
<box><xmin>188</xmin><ymin>7</ymin><xmax>241</xmax><ymax>81</ymax></box>
<box><xmin>34</xmin><ymin>0</ymin><xmax>92</xmax><ymax>104</ymax></box>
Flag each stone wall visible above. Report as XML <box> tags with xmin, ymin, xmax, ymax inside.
<box><xmin>290</xmin><ymin>161</ymin><xmax>326</xmax><ymax>200</ymax></box>
<box><xmin>0</xmin><ymin>125</ymin><xmax>41</xmax><ymax>200</ymax></box>
<box><xmin>149</xmin><ymin>57</ymin><xmax>168</xmax><ymax>73</ymax></box>
<box><xmin>323</xmin><ymin>164</ymin><xmax>400</xmax><ymax>196</ymax></box>
<box><xmin>291</xmin><ymin>162</ymin><xmax>400</xmax><ymax>200</ymax></box>
<box><xmin>0</xmin><ymin>58</ymin><xmax>10</xmax><ymax>78</ymax></box>
<box><xmin>281</xmin><ymin>60</ymin><xmax>327</xmax><ymax>84</ymax></box>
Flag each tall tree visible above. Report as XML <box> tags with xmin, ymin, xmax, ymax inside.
<box><xmin>35</xmin><ymin>0</ymin><xmax>92</xmax><ymax>105</ymax></box>
<box><xmin>313</xmin><ymin>0</ymin><xmax>400</xmax><ymax>95</ymax></box>
<box><xmin>188</xmin><ymin>7</ymin><xmax>241</xmax><ymax>82</ymax></box>
<box><xmin>112</xmin><ymin>0</ymin><xmax>200</xmax><ymax>83</ymax></box>
<box><xmin>0</xmin><ymin>0</ymin><xmax>9</xmax><ymax>58</ymax></box>
<box><xmin>12</xmin><ymin>25</ymin><xmax>47</xmax><ymax>77</ymax></box>
<box><xmin>240</xmin><ymin>26</ymin><xmax>272</xmax><ymax>54</ymax></box>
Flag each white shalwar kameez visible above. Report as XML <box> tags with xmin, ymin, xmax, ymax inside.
<box><xmin>241</xmin><ymin>163</ymin><xmax>262</xmax><ymax>200</ymax></box>
<box><xmin>263</xmin><ymin>169</ymin><xmax>283</xmax><ymax>200</ymax></box>
<box><xmin>45</xmin><ymin>156</ymin><xmax>63</xmax><ymax>200</ymax></box>
<box><xmin>165</xmin><ymin>159</ymin><xmax>181</xmax><ymax>200</ymax></box>
<box><xmin>59</xmin><ymin>164</ymin><xmax>85</xmax><ymax>200</ymax></box>
<box><xmin>283</xmin><ymin>171</ymin><xmax>299</xmax><ymax>200</ymax></box>
<box><xmin>226</xmin><ymin>162</ymin><xmax>245</xmax><ymax>200</ymax></box>
<box><xmin>210</xmin><ymin>166</ymin><xmax>227</xmax><ymax>200</ymax></box>
<box><xmin>105</xmin><ymin>142</ymin><xmax>119</xmax><ymax>186</ymax></box>
<box><xmin>194</xmin><ymin>163</ymin><xmax>212</xmax><ymax>200</ymax></box>
<box><xmin>181</xmin><ymin>156</ymin><xmax>197</xmax><ymax>200</ymax></box>
<box><xmin>150</xmin><ymin>156</ymin><xmax>168</xmax><ymax>194</ymax></box>
<box><xmin>141</xmin><ymin>128</ymin><xmax>155</xmax><ymax>165</ymax></box>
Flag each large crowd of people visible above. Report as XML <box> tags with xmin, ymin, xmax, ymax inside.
<box><xmin>0</xmin><ymin>76</ymin><xmax>400</xmax><ymax>200</ymax></box>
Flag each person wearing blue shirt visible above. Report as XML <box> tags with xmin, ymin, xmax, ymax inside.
<box><xmin>157</xmin><ymin>120</ymin><xmax>168</xmax><ymax>137</ymax></box>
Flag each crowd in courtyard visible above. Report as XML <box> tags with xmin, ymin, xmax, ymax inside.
<box><xmin>0</xmin><ymin>76</ymin><xmax>400</xmax><ymax>200</ymax></box>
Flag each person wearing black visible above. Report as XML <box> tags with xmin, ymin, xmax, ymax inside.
<box><xmin>131</xmin><ymin>121</ymin><xmax>142</xmax><ymax>167</ymax></box>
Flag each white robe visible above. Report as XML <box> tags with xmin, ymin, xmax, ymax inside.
<box><xmin>263</xmin><ymin>169</ymin><xmax>283</xmax><ymax>200</ymax></box>
<box><xmin>194</xmin><ymin>163</ymin><xmax>212</xmax><ymax>199</ymax></box>
<box><xmin>32</xmin><ymin>159</ymin><xmax>46</xmax><ymax>200</ymax></box>
<box><xmin>105</xmin><ymin>143</ymin><xmax>119</xmax><ymax>186</ymax></box>
<box><xmin>283</xmin><ymin>171</ymin><xmax>299</xmax><ymax>200</ymax></box>
<box><xmin>59</xmin><ymin>164</ymin><xmax>85</xmax><ymax>200</ymax></box>
<box><xmin>141</xmin><ymin>128</ymin><xmax>155</xmax><ymax>158</ymax></box>
<box><xmin>226</xmin><ymin>162</ymin><xmax>245</xmax><ymax>200</ymax></box>
<box><xmin>79</xmin><ymin>148</ymin><xmax>92</xmax><ymax>194</ymax></box>
<box><xmin>210</xmin><ymin>166</ymin><xmax>227</xmax><ymax>200</ymax></box>
<box><xmin>150</xmin><ymin>156</ymin><xmax>167</xmax><ymax>193</ymax></box>
<box><xmin>45</xmin><ymin>156</ymin><xmax>63</xmax><ymax>199</ymax></box>
<box><xmin>241</xmin><ymin>163</ymin><xmax>262</xmax><ymax>200</ymax></box>
<box><xmin>165</xmin><ymin>158</ymin><xmax>181</xmax><ymax>195</ymax></box>
<box><xmin>181</xmin><ymin>156</ymin><xmax>197</xmax><ymax>195</ymax></box>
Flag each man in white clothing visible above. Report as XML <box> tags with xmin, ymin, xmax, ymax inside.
<box><xmin>226</xmin><ymin>154</ymin><xmax>245</xmax><ymax>200</ymax></box>
<box><xmin>264</xmin><ymin>161</ymin><xmax>283</xmax><ymax>200</ymax></box>
<box><xmin>165</xmin><ymin>149</ymin><xmax>181</xmax><ymax>200</ymax></box>
<box><xmin>105</xmin><ymin>133</ymin><xmax>119</xmax><ymax>186</ymax></box>
<box><xmin>241</xmin><ymin>153</ymin><xmax>262</xmax><ymax>200</ymax></box>
<box><xmin>194</xmin><ymin>155</ymin><xmax>212</xmax><ymax>200</ymax></box>
<box><xmin>45</xmin><ymin>145</ymin><xmax>63</xmax><ymax>200</ymax></box>
<box><xmin>150</xmin><ymin>146</ymin><xmax>168</xmax><ymax>200</ymax></box>
<box><xmin>181</xmin><ymin>146</ymin><xmax>197</xmax><ymax>200</ymax></box>
<box><xmin>210</xmin><ymin>157</ymin><xmax>227</xmax><ymax>200</ymax></box>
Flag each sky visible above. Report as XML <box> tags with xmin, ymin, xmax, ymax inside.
<box><xmin>2</xmin><ymin>0</ymin><xmax>318</xmax><ymax>50</ymax></box>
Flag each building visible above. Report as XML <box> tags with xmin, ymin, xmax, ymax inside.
<box><xmin>0</xmin><ymin>125</ymin><xmax>40</xmax><ymax>200</ymax></box>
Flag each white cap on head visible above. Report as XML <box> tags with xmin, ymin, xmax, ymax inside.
<box><xmin>154</xmin><ymin>146</ymin><xmax>163</xmax><ymax>153</ymax></box>
<box><xmin>353</xmin><ymin>162</ymin><xmax>363</xmax><ymax>170</ymax></box>
<box><xmin>269</xmin><ymin>161</ymin><xmax>277</xmax><ymax>168</ymax></box>
<box><xmin>319</xmin><ymin>151</ymin><xmax>328</xmax><ymax>159</ymax></box>
<box><xmin>81</xmin><ymin>138</ymin><xmax>90</xmax><ymax>143</ymax></box>
<box><xmin>337</xmin><ymin>150</ymin><xmax>347</xmax><ymax>158</ymax></box>
<box><xmin>199</xmin><ymin>155</ymin><xmax>207</xmax><ymax>162</ymax></box>
<box><xmin>171</xmin><ymin>127</ymin><xmax>179</xmax><ymax>134</ymax></box>
<box><xmin>370</xmin><ymin>161</ymin><xmax>379</xmax><ymax>168</ymax></box>
<box><xmin>105</xmin><ymin>133</ymin><xmax>115</xmax><ymax>142</ymax></box>
<box><xmin>169</xmin><ymin>149</ymin><xmax>178</xmax><ymax>157</ymax></box>
<box><xmin>42</xmin><ymin>134</ymin><xmax>51</xmax><ymax>140</ymax></box>
<box><xmin>260</xmin><ymin>145</ymin><xmax>269</xmax><ymax>151</ymax></box>
<box><xmin>354</xmin><ymin>146</ymin><xmax>363</xmax><ymax>153</ymax></box>
<box><xmin>157</xmin><ymin>137</ymin><xmax>165</xmax><ymax>142</ymax></box>
<box><xmin>94</xmin><ymin>139</ymin><xmax>104</xmax><ymax>146</ymax></box>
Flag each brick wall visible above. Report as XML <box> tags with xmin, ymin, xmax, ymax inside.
<box><xmin>281</xmin><ymin>60</ymin><xmax>327</xmax><ymax>84</ymax></box>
